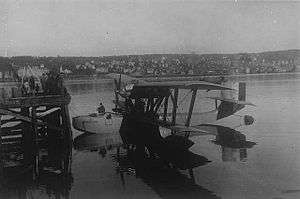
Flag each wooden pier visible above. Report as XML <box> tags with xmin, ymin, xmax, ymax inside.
<box><xmin>0</xmin><ymin>84</ymin><xmax>72</xmax><ymax>178</ymax></box>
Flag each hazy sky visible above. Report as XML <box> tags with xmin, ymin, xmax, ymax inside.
<box><xmin>0</xmin><ymin>0</ymin><xmax>299</xmax><ymax>56</ymax></box>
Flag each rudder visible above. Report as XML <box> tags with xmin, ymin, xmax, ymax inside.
<box><xmin>238</xmin><ymin>82</ymin><xmax>246</xmax><ymax>101</ymax></box>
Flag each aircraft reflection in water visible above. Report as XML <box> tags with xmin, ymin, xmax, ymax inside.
<box><xmin>73</xmin><ymin>124</ymin><xmax>256</xmax><ymax>164</ymax></box>
<box><xmin>73</xmin><ymin>124</ymin><xmax>255</xmax><ymax>199</ymax></box>
<box><xmin>0</xmin><ymin>134</ymin><xmax>73</xmax><ymax>199</ymax></box>
<box><xmin>112</xmin><ymin>152</ymin><xmax>221</xmax><ymax>199</ymax></box>
<box><xmin>221</xmin><ymin>147</ymin><xmax>247</xmax><ymax>162</ymax></box>
<box><xmin>208</xmin><ymin>125</ymin><xmax>256</xmax><ymax>162</ymax></box>
<box><xmin>74</xmin><ymin>133</ymin><xmax>220</xmax><ymax>199</ymax></box>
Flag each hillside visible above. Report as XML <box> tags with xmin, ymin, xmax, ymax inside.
<box><xmin>0</xmin><ymin>50</ymin><xmax>299</xmax><ymax>78</ymax></box>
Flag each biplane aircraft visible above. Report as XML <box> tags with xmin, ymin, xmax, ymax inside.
<box><xmin>73</xmin><ymin>73</ymin><xmax>255</xmax><ymax>170</ymax></box>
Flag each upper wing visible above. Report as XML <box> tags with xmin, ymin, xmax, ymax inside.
<box><xmin>106</xmin><ymin>73</ymin><xmax>234</xmax><ymax>91</ymax></box>
<box><xmin>129</xmin><ymin>81</ymin><xmax>233</xmax><ymax>99</ymax></box>
<box><xmin>134</xmin><ymin>80</ymin><xmax>234</xmax><ymax>90</ymax></box>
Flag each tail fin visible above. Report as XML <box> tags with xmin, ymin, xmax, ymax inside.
<box><xmin>238</xmin><ymin>82</ymin><xmax>246</xmax><ymax>101</ymax></box>
<box><xmin>217</xmin><ymin>82</ymin><xmax>247</xmax><ymax>120</ymax></box>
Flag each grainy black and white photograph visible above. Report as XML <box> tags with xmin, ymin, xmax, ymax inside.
<box><xmin>0</xmin><ymin>0</ymin><xmax>299</xmax><ymax>198</ymax></box>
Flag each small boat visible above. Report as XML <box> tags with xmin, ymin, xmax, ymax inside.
<box><xmin>72</xmin><ymin>112</ymin><xmax>123</xmax><ymax>134</ymax></box>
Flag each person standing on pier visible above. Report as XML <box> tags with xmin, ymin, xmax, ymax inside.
<box><xmin>29</xmin><ymin>76</ymin><xmax>35</xmax><ymax>95</ymax></box>
<box><xmin>24</xmin><ymin>79</ymin><xmax>30</xmax><ymax>95</ymax></box>
<box><xmin>56</xmin><ymin>73</ymin><xmax>64</xmax><ymax>94</ymax></box>
<box><xmin>40</xmin><ymin>73</ymin><xmax>48</xmax><ymax>93</ymax></box>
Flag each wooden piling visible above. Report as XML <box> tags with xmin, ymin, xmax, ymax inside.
<box><xmin>31</xmin><ymin>107</ymin><xmax>39</xmax><ymax>178</ymax></box>
<box><xmin>60</xmin><ymin>145</ymin><xmax>72</xmax><ymax>176</ymax></box>
<box><xmin>21</xmin><ymin>107</ymin><xmax>32</xmax><ymax>148</ymax></box>
<box><xmin>171</xmin><ymin>88</ymin><xmax>179</xmax><ymax>125</ymax></box>
<box><xmin>60</xmin><ymin>105</ymin><xmax>72</xmax><ymax>145</ymax></box>
<box><xmin>0</xmin><ymin>116</ymin><xmax>3</xmax><ymax>177</ymax></box>
<box><xmin>31</xmin><ymin>107</ymin><xmax>38</xmax><ymax>146</ymax></box>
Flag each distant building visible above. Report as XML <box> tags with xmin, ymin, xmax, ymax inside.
<box><xmin>17</xmin><ymin>65</ymin><xmax>49</xmax><ymax>78</ymax></box>
<box><xmin>146</xmin><ymin>68</ymin><xmax>154</xmax><ymax>75</ymax></box>
<box><xmin>85</xmin><ymin>62</ymin><xmax>95</xmax><ymax>69</ymax></box>
<box><xmin>245</xmin><ymin>67</ymin><xmax>250</xmax><ymax>74</ymax></box>
<box><xmin>60</xmin><ymin>66</ymin><xmax>72</xmax><ymax>74</ymax></box>
<box><xmin>187</xmin><ymin>69</ymin><xmax>194</xmax><ymax>75</ymax></box>
<box><xmin>295</xmin><ymin>57</ymin><xmax>300</xmax><ymax>72</ymax></box>
<box><xmin>96</xmin><ymin>66</ymin><xmax>109</xmax><ymax>74</ymax></box>
<box><xmin>1</xmin><ymin>65</ymin><xmax>19</xmax><ymax>82</ymax></box>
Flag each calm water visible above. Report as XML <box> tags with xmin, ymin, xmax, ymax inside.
<box><xmin>1</xmin><ymin>73</ymin><xmax>300</xmax><ymax>199</ymax></box>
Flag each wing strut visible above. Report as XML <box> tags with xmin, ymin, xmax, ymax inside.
<box><xmin>163</xmin><ymin>96</ymin><xmax>169</xmax><ymax>121</ymax></box>
<box><xmin>185</xmin><ymin>88</ymin><xmax>197</xmax><ymax>127</ymax></box>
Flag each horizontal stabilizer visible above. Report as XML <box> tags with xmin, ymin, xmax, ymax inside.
<box><xmin>207</xmin><ymin>96</ymin><xmax>256</xmax><ymax>106</ymax></box>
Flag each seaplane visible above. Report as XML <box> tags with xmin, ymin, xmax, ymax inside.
<box><xmin>73</xmin><ymin>73</ymin><xmax>256</xmax><ymax>170</ymax></box>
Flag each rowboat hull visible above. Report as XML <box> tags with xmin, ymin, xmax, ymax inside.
<box><xmin>72</xmin><ymin>113</ymin><xmax>123</xmax><ymax>134</ymax></box>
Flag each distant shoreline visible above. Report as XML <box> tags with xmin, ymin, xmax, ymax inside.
<box><xmin>64</xmin><ymin>72</ymin><xmax>300</xmax><ymax>85</ymax></box>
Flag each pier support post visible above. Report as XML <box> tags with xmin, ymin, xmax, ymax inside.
<box><xmin>21</xmin><ymin>107</ymin><xmax>35</xmax><ymax>171</ymax></box>
<box><xmin>61</xmin><ymin>105</ymin><xmax>72</xmax><ymax>145</ymax></box>
<box><xmin>31</xmin><ymin>107</ymin><xmax>39</xmax><ymax>178</ymax></box>
<box><xmin>31</xmin><ymin>107</ymin><xmax>38</xmax><ymax>146</ymax></box>
<box><xmin>0</xmin><ymin>116</ymin><xmax>3</xmax><ymax>177</ymax></box>
<box><xmin>21</xmin><ymin>108</ymin><xmax>31</xmax><ymax>147</ymax></box>
<box><xmin>171</xmin><ymin>88</ymin><xmax>179</xmax><ymax>125</ymax></box>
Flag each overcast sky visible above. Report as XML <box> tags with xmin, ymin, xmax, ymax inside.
<box><xmin>0</xmin><ymin>0</ymin><xmax>299</xmax><ymax>56</ymax></box>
